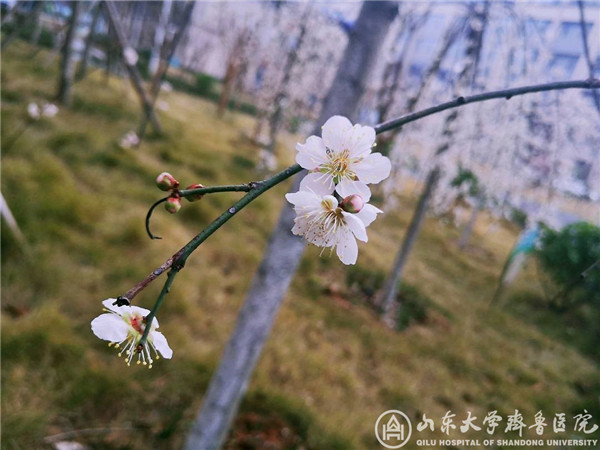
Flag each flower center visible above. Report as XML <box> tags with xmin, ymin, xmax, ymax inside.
<box><xmin>130</xmin><ymin>314</ymin><xmax>144</xmax><ymax>334</ymax></box>
<box><xmin>322</xmin><ymin>149</ymin><xmax>359</xmax><ymax>182</ymax></box>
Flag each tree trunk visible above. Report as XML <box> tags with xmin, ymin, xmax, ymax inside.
<box><xmin>56</xmin><ymin>1</ymin><xmax>81</xmax><ymax>105</ymax></box>
<box><xmin>149</xmin><ymin>0</ymin><xmax>172</xmax><ymax>77</ymax></box>
<box><xmin>457</xmin><ymin>193</ymin><xmax>484</xmax><ymax>249</ymax></box>
<box><xmin>377</xmin><ymin>2</ymin><xmax>489</xmax><ymax>326</ymax></box>
<box><xmin>29</xmin><ymin>1</ymin><xmax>43</xmax><ymax>45</ymax></box>
<box><xmin>183</xmin><ymin>3</ymin><xmax>398</xmax><ymax>449</ymax></box>
<box><xmin>217</xmin><ymin>31</ymin><xmax>247</xmax><ymax>118</ymax></box>
<box><xmin>380</xmin><ymin>167</ymin><xmax>440</xmax><ymax>324</ymax></box>
<box><xmin>136</xmin><ymin>1</ymin><xmax>195</xmax><ymax>144</ymax></box>
<box><xmin>76</xmin><ymin>1</ymin><xmax>101</xmax><ymax>81</ymax></box>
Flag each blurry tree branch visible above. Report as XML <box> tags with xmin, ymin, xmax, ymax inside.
<box><xmin>56</xmin><ymin>0</ymin><xmax>81</xmax><ymax>105</ymax></box>
<box><xmin>137</xmin><ymin>1</ymin><xmax>196</xmax><ymax>145</ymax></box>
<box><xmin>102</xmin><ymin>0</ymin><xmax>162</xmax><ymax>134</ymax></box>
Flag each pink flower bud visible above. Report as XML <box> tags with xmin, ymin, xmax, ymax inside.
<box><xmin>164</xmin><ymin>196</ymin><xmax>181</xmax><ymax>214</ymax></box>
<box><xmin>185</xmin><ymin>183</ymin><xmax>205</xmax><ymax>202</ymax></box>
<box><xmin>156</xmin><ymin>172</ymin><xmax>179</xmax><ymax>191</ymax></box>
<box><xmin>340</xmin><ymin>194</ymin><xmax>364</xmax><ymax>214</ymax></box>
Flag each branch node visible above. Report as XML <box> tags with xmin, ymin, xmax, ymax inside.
<box><xmin>456</xmin><ymin>96</ymin><xmax>466</xmax><ymax>104</ymax></box>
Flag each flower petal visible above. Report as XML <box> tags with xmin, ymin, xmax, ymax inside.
<box><xmin>285</xmin><ymin>190</ymin><xmax>319</xmax><ymax>208</ymax></box>
<box><xmin>296</xmin><ymin>136</ymin><xmax>328</xmax><ymax>170</ymax></box>
<box><xmin>91</xmin><ymin>313</ymin><xmax>129</xmax><ymax>342</ymax></box>
<box><xmin>321</xmin><ymin>116</ymin><xmax>353</xmax><ymax>151</ymax></box>
<box><xmin>299</xmin><ymin>172</ymin><xmax>335</xmax><ymax>196</ymax></box>
<box><xmin>353</xmin><ymin>153</ymin><xmax>391</xmax><ymax>184</ymax></box>
<box><xmin>348</xmin><ymin>124</ymin><xmax>376</xmax><ymax>159</ymax></box>
<box><xmin>343</xmin><ymin>212</ymin><xmax>368</xmax><ymax>242</ymax></box>
<box><xmin>101</xmin><ymin>298</ymin><xmax>132</xmax><ymax>315</ymax></box>
<box><xmin>335</xmin><ymin>179</ymin><xmax>371</xmax><ymax>203</ymax></box>
<box><xmin>152</xmin><ymin>331</ymin><xmax>173</xmax><ymax>359</ymax></box>
<box><xmin>355</xmin><ymin>203</ymin><xmax>383</xmax><ymax>227</ymax></box>
<box><xmin>130</xmin><ymin>305</ymin><xmax>152</xmax><ymax>319</ymax></box>
<box><xmin>335</xmin><ymin>229</ymin><xmax>358</xmax><ymax>265</ymax></box>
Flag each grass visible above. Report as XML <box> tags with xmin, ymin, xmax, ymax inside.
<box><xmin>2</xmin><ymin>41</ymin><xmax>600</xmax><ymax>450</ymax></box>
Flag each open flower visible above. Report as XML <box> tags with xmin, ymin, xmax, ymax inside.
<box><xmin>91</xmin><ymin>299</ymin><xmax>172</xmax><ymax>368</ymax></box>
<box><xmin>296</xmin><ymin>115</ymin><xmax>391</xmax><ymax>198</ymax></box>
<box><xmin>286</xmin><ymin>188</ymin><xmax>382</xmax><ymax>265</ymax></box>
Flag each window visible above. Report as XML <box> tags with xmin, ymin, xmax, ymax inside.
<box><xmin>547</xmin><ymin>54</ymin><xmax>579</xmax><ymax>78</ymax></box>
<box><xmin>573</xmin><ymin>159</ymin><xmax>591</xmax><ymax>183</ymax></box>
<box><xmin>554</xmin><ymin>21</ymin><xmax>593</xmax><ymax>55</ymax></box>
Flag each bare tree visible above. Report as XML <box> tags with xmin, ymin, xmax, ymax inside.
<box><xmin>29</xmin><ymin>0</ymin><xmax>43</xmax><ymax>45</ymax></box>
<box><xmin>183</xmin><ymin>3</ymin><xmax>399</xmax><ymax>449</ymax></box>
<box><xmin>217</xmin><ymin>27</ymin><xmax>253</xmax><ymax>118</ymax></box>
<box><xmin>76</xmin><ymin>1</ymin><xmax>101</xmax><ymax>81</ymax></box>
<box><xmin>379</xmin><ymin>2</ymin><xmax>490</xmax><ymax>325</ymax></box>
<box><xmin>149</xmin><ymin>0</ymin><xmax>172</xmax><ymax>77</ymax></box>
<box><xmin>136</xmin><ymin>1</ymin><xmax>195</xmax><ymax>144</ymax></box>
<box><xmin>102</xmin><ymin>0</ymin><xmax>162</xmax><ymax>134</ymax></box>
<box><xmin>265</xmin><ymin>3</ymin><xmax>312</xmax><ymax>154</ymax></box>
<box><xmin>56</xmin><ymin>1</ymin><xmax>81</xmax><ymax>105</ymax></box>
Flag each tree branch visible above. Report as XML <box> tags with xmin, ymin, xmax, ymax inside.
<box><xmin>122</xmin><ymin>78</ymin><xmax>600</xmax><ymax>308</ymax></box>
<box><xmin>374</xmin><ymin>79</ymin><xmax>600</xmax><ymax>134</ymax></box>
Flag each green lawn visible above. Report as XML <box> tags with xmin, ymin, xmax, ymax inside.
<box><xmin>2</xmin><ymin>42</ymin><xmax>598</xmax><ymax>450</ymax></box>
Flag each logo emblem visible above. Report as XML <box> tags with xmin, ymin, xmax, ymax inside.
<box><xmin>375</xmin><ymin>410</ymin><xmax>412</xmax><ymax>448</ymax></box>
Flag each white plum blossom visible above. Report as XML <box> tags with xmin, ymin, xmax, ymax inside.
<box><xmin>119</xmin><ymin>131</ymin><xmax>140</xmax><ymax>149</ymax></box>
<box><xmin>286</xmin><ymin>188</ymin><xmax>382</xmax><ymax>265</ymax></box>
<box><xmin>27</xmin><ymin>102</ymin><xmax>41</xmax><ymax>120</ymax></box>
<box><xmin>28</xmin><ymin>102</ymin><xmax>59</xmax><ymax>120</ymax></box>
<box><xmin>123</xmin><ymin>47</ymin><xmax>139</xmax><ymax>66</ymax></box>
<box><xmin>41</xmin><ymin>103</ymin><xmax>59</xmax><ymax>118</ymax></box>
<box><xmin>296</xmin><ymin>115</ymin><xmax>391</xmax><ymax>198</ymax></box>
<box><xmin>91</xmin><ymin>299</ymin><xmax>172</xmax><ymax>368</ymax></box>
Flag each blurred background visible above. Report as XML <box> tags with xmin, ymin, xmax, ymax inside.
<box><xmin>2</xmin><ymin>1</ymin><xmax>599</xmax><ymax>449</ymax></box>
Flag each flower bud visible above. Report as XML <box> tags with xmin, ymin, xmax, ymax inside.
<box><xmin>185</xmin><ymin>183</ymin><xmax>205</xmax><ymax>202</ymax></box>
<box><xmin>340</xmin><ymin>194</ymin><xmax>364</xmax><ymax>214</ymax></box>
<box><xmin>156</xmin><ymin>172</ymin><xmax>179</xmax><ymax>191</ymax></box>
<box><xmin>164</xmin><ymin>196</ymin><xmax>181</xmax><ymax>214</ymax></box>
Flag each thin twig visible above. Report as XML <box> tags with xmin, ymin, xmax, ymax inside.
<box><xmin>374</xmin><ymin>79</ymin><xmax>600</xmax><ymax>134</ymax></box>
